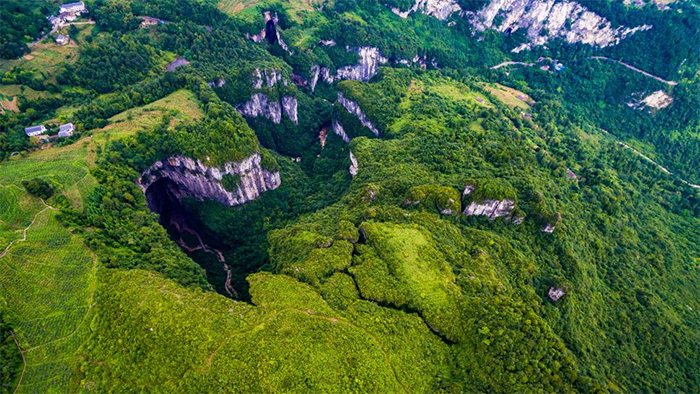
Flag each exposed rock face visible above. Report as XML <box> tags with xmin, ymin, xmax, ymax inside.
<box><xmin>310</xmin><ymin>47</ymin><xmax>388</xmax><ymax>90</ymax></box>
<box><xmin>238</xmin><ymin>94</ymin><xmax>298</xmax><ymax>125</ymax></box>
<box><xmin>282</xmin><ymin>96</ymin><xmax>298</xmax><ymax>125</ymax></box>
<box><xmin>239</xmin><ymin>68</ymin><xmax>297</xmax><ymax>125</ymax></box>
<box><xmin>337</xmin><ymin>92</ymin><xmax>380</xmax><ymax>136</ymax></box>
<box><xmin>247</xmin><ymin>11</ymin><xmax>292</xmax><ymax>54</ymax></box>
<box><xmin>390</xmin><ymin>0</ymin><xmax>462</xmax><ymax>21</ymax></box>
<box><xmin>468</xmin><ymin>0</ymin><xmax>651</xmax><ymax>49</ymax></box>
<box><xmin>463</xmin><ymin>199</ymin><xmax>515</xmax><ymax>220</ymax></box>
<box><xmin>548</xmin><ymin>287</ymin><xmax>565</xmax><ymax>301</ymax></box>
<box><xmin>641</xmin><ymin>90</ymin><xmax>673</xmax><ymax>110</ymax></box>
<box><xmin>542</xmin><ymin>223</ymin><xmax>556</xmax><ymax>233</ymax></box>
<box><xmin>238</xmin><ymin>93</ymin><xmax>282</xmax><ymax>123</ymax></box>
<box><xmin>332</xmin><ymin>119</ymin><xmax>350</xmax><ymax>143</ymax></box>
<box><xmin>252</xmin><ymin>68</ymin><xmax>286</xmax><ymax>89</ymax></box>
<box><xmin>349</xmin><ymin>151</ymin><xmax>359</xmax><ymax>177</ymax></box>
<box><xmin>139</xmin><ymin>154</ymin><xmax>281</xmax><ymax>207</ymax></box>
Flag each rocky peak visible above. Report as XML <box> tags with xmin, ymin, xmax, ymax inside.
<box><xmin>468</xmin><ymin>0</ymin><xmax>651</xmax><ymax>50</ymax></box>
<box><xmin>252</xmin><ymin>68</ymin><xmax>287</xmax><ymax>89</ymax></box>
<box><xmin>138</xmin><ymin>153</ymin><xmax>281</xmax><ymax>207</ymax></box>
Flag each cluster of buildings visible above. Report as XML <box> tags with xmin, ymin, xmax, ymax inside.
<box><xmin>47</xmin><ymin>2</ymin><xmax>88</xmax><ymax>31</ymax></box>
<box><xmin>24</xmin><ymin>123</ymin><xmax>75</xmax><ymax>139</ymax></box>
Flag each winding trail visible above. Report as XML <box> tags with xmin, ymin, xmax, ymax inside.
<box><xmin>0</xmin><ymin>205</ymin><xmax>52</xmax><ymax>259</ymax></box>
<box><xmin>171</xmin><ymin>219</ymin><xmax>238</xmax><ymax>298</ymax></box>
<box><xmin>11</xmin><ymin>331</ymin><xmax>26</xmax><ymax>394</ymax></box>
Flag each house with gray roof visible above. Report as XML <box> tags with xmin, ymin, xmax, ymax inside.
<box><xmin>25</xmin><ymin>125</ymin><xmax>47</xmax><ymax>137</ymax></box>
<box><xmin>59</xmin><ymin>2</ymin><xmax>86</xmax><ymax>14</ymax></box>
<box><xmin>58</xmin><ymin>123</ymin><xmax>75</xmax><ymax>138</ymax></box>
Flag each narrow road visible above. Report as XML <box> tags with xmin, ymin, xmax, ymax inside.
<box><xmin>618</xmin><ymin>141</ymin><xmax>699</xmax><ymax>188</ymax></box>
<box><xmin>490</xmin><ymin>61</ymin><xmax>535</xmax><ymax>70</ymax></box>
<box><xmin>28</xmin><ymin>21</ymin><xmax>95</xmax><ymax>48</ymax></box>
<box><xmin>588</xmin><ymin>56</ymin><xmax>678</xmax><ymax>86</ymax></box>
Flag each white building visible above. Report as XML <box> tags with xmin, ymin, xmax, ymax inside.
<box><xmin>55</xmin><ymin>35</ymin><xmax>69</xmax><ymax>45</ymax></box>
<box><xmin>58</xmin><ymin>123</ymin><xmax>75</xmax><ymax>138</ymax></box>
<box><xmin>59</xmin><ymin>2</ymin><xmax>86</xmax><ymax>14</ymax></box>
<box><xmin>25</xmin><ymin>125</ymin><xmax>47</xmax><ymax>137</ymax></box>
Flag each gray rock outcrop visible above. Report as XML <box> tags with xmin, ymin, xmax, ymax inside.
<box><xmin>332</xmin><ymin>119</ymin><xmax>351</xmax><ymax>143</ymax></box>
<box><xmin>468</xmin><ymin>0</ymin><xmax>651</xmax><ymax>50</ymax></box>
<box><xmin>238</xmin><ymin>93</ymin><xmax>282</xmax><ymax>124</ymax></box>
<box><xmin>349</xmin><ymin>151</ymin><xmax>359</xmax><ymax>177</ymax></box>
<box><xmin>390</xmin><ymin>0</ymin><xmax>462</xmax><ymax>21</ymax></box>
<box><xmin>463</xmin><ymin>199</ymin><xmax>516</xmax><ymax>220</ymax></box>
<box><xmin>139</xmin><ymin>153</ymin><xmax>281</xmax><ymax>207</ymax></box>
<box><xmin>337</xmin><ymin>92</ymin><xmax>380</xmax><ymax>136</ymax></box>
<box><xmin>310</xmin><ymin>47</ymin><xmax>388</xmax><ymax>90</ymax></box>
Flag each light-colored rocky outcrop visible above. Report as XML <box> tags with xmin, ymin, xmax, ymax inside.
<box><xmin>337</xmin><ymin>92</ymin><xmax>380</xmax><ymax>136</ymax></box>
<box><xmin>463</xmin><ymin>199</ymin><xmax>515</xmax><ymax>220</ymax></box>
<box><xmin>252</xmin><ymin>68</ymin><xmax>286</xmax><ymax>89</ymax></box>
<box><xmin>247</xmin><ymin>11</ymin><xmax>292</xmax><ymax>54</ymax></box>
<box><xmin>349</xmin><ymin>150</ymin><xmax>359</xmax><ymax>177</ymax></box>
<box><xmin>139</xmin><ymin>153</ymin><xmax>281</xmax><ymax>207</ymax></box>
<box><xmin>468</xmin><ymin>0</ymin><xmax>651</xmax><ymax>49</ymax></box>
<box><xmin>282</xmin><ymin>96</ymin><xmax>298</xmax><ymax>125</ymax></box>
<box><xmin>238</xmin><ymin>93</ymin><xmax>282</xmax><ymax>123</ymax></box>
<box><xmin>390</xmin><ymin>0</ymin><xmax>462</xmax><ymax>21</ymax></box>
<box><xmin>641</xmin><ymin>90</ymin><xmax>673</xmax><ymax>110</ymax></box>
<box><xmin>332</xmin><ymin>119</ymin><xmax>350</xmax><ymax>143</ymax></box>
<box><xmin>238</xmin><ymin>94</ymin><xmax>298</xmax><ymax>125</ymax></box>
<box><xmin>542</xmin><ymin>223</ymin><xmax>556</xmax><ymax>233</ymax></box>
<box><xmin>310</xmin><ymin>47</ymin><xmax>388</xmax><ymax>91</ymax></box>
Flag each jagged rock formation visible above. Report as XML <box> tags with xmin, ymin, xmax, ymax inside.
<box><xmin>247</xmin><ymin>11</ymin><xmax>292</xmax><ymax>54</ymax></box>
<box><xmin>252</xmin><ymin>68</ymin><xmax>286</xmax><ymax>89</ymax></box>
<box><xmin>337</xmin><ymin>92</ymin><xmax>380</xmax><ymax>136</ymax></box>
<box><xmin>463</xmin><ymin>199</ymin><xmax>516</xmax><ymax>219</ymax></box>
<box><xmin>468</xmin><ymin>0</ymin><xmax>651</xmax><ymax>50</ymax></box>
<box><xmin>139</xmin><ymin>154</ymin><xmax>281</xmax><ymax>207</ymax></box>
<box><xmin>238</xmin><ymin>69</ymin><xmax>298</xmax><ymax>125</ymax></box>
<box><xmin>548</xmin><ymin>287</ymin><xmax>565</xmax><ymax>301</ymax></box>
<box><xmin>349</xmin><ymin>151</ymin><xmax>359</xmax><ymax>177</ymax></box>
<box><xmin>238</xmin><ymin>94</ymin><xmax>298</xmax><ymax>125</ymax></box>
<box><xmin>390</xmin><ymin>0</ymin><xmax>461</xmax><ymax>21</ymax></box>
<box><xmin>310</xmin><ymin>47</ymin><xmax>388</xmax><ymax>90</ymax></box>
<box><xmin>542</xmin><ymin>223</ymin><xmax>556</xmax><ymax>233</ymax></box>
<box><xmin>332</xmin><ymin>119</ymin><xmax>351</xmax><ymax>143</ymax></box>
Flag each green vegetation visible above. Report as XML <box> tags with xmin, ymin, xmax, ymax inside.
<box><xmin>0</xmin><ymin>0</ymin><xmax>699</xmax><ymax>392</ymax></box>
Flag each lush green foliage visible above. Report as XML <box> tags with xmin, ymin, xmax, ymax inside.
<box><xmin>21</xmin><ymin>177</ymin><xmax>54</xmax><ymax>200</ymax></box>
<box><xmin>0</xmin><ymin>1</ymin><xmax>50</xmax><ymax>59</ymax></box>
<box><xmin>0</xmin><ymin>313</ymin><xmax>22</xmax><ymax>394</ymax></box>
<box><xmin>1</xmin><ymin>0</ymin><xmax>699</xmax><ymax>392</ymax></box>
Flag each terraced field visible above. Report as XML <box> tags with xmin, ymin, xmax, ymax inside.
<box><xmin>0</xmin><ymin>89</ymin><xmax>202</xmax><ymax>392</ymax></box>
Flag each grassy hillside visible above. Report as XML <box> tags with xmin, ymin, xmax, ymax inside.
<box><xmin>0</xmin><ymin>89</ymin><xmax>203</xmax><ymax>393</ymax></box>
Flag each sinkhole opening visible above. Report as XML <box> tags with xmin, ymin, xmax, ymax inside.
<box><xmin>145</xmin><ymin>178</ymin><xmax>256</xmax><ymax>300</ymax></box>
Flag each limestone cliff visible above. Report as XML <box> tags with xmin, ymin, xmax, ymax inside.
<box><xmin>310</xmin><ymin>47</ymin><xmax>388</xmax><ymax>90</ymax></box>
<box><xmin>349</xmin><ymin>151</ymin><xmax>359</xmax><ymax>177</ymax></box>
<box><xmin>390</xmin><ymin>0</ymin><xmax>461</xmax><ymax>21</ymax></box>
<box><xmin>463</xmin><ymin>199</ymin><xmax>516</xmax><ymax>219</ymax></box>
<box><xmin>247</xmin><ymin>11</ymin><xmax>292</xmax><ymax>54</ymax></box>
<box><xmin>337</xmin><ymin>92</ymin><xmax>380</xmax><ymax>136</ymax></box>
<box><xmin>139</xmin><ymin>153</ymin><xmax>281</xmax><ymax>207</ymax></box>
<box><xmin>332</xmin><ymin>119</ymin><xmax>351</xmax><ymax>143</ymax></box>
<box><xmin>468</xmin><ymin>0</ymin><xmax>651</xmax><ymax>50</ymax></box>
<box><xmin>238</xmin><ymin>69</ymin><xmax>298</xmax><ymax>125</ymax></box>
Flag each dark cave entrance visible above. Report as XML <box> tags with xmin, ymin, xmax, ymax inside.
<box><xmin>145</xmin><ymin>178</ymin><xmax>243</xmax><ymax>299</ymax></box>
<box><xmin>265</xmin><ymin>19</ymin><xmax>278</xmax><ymax>44</ymax></box>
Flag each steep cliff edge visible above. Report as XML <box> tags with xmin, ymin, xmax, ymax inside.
<box><xmin>237</xmin><ymin>68</ymin><xmax>298</xmax><ymax>125</ymax></box>
<box><xmin>138</xmin><ymin>153</ymin><xmax>281</xmax><ymax>207</ymax></box>
<box><xmin>310</xmin><ymin>47</ymin><xmax>388</xmax><ymax>90</ymax></box>
<box><xmin>468</xmin><ymin>0</ymin><xmax>651</xmax><ymax>50</ymax></box>
<box><xmin>337</xmin><ymin>92</ymin><xmax>380</xmax><ymax>137</ymax></box>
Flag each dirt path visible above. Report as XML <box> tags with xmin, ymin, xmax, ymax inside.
<box><xmin>490</xmin><ymin>61</ymin><xmax>535</xmax><ymax>70</ymax></box>
<box><xmin>0</xmin><ymin>205</ymin><xmax>52</xmax><ymax>259</ymax></box>
<box><xmin>618</xmin><ymin>141</ymin><xmax>699</xmax><ymax>188</ymax></box>
<box><xmin>171</xmin><ymin>220</ymin><xmax>238</xmax><ymax>298</ymax></box>
<box><xmin>11</xmin><ymin>331</ymin><xmax>26</xmax><ymax>394</ymax></box>
<box><xmin>588</xmin><ymin>56</ymin><xmax>678</xmax><ymax>86</ymax></box>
